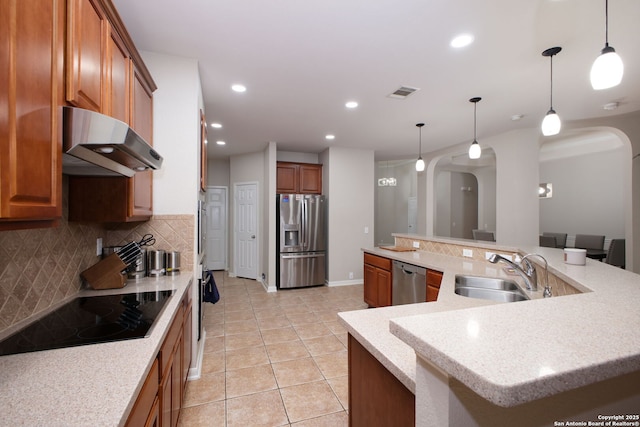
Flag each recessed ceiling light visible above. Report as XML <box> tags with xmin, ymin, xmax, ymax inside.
<box><xmin>511</xmin><ymin>114</ymin><xmax>524</xmax><ymax>121</ymax></box>
<box><xmin>325</xmin><ymin>134</ymin><xmax>335</xmax><ymax>140</ymax></box>
<box><xmin>231</xmin><ymin>84</ymin><xmax>246</xmax><ymax>93</ymax></box>
<box><xmin>450</xmin><ymin>34</ymin><xmax>474</xmax><ymax>48</ymax></box>
<box><xmin>345</xmin><ymin>101</ymin><xmax>358</xmax><ymax>109</ymax></box>
<box><xmin>216</xmin><ymin>140</ymin><xmax>226</xmax><ymax>146</ymax></box>
<box><xmin>211</xmin><ymin>123</ymin><xmax>222</xmax><ymax>128</ymax></box>
<box><xmin>603</xmin><ymin>102</ymin><xmax>619</xmax><ymax>110</ymax></box>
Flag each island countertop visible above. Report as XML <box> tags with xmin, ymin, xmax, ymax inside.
<box><xmin>0</xmin><ymin>272</ymin><xmax>194</xmax><ymax>427</ymax></box>
<box><xmin>338</xmin><ymin>239</ymin><xmax>640</xmax><ymax>407</ymax></box>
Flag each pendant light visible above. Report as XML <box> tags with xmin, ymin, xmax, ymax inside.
<box><xmin>415</xmin><ymin>123</ymin><xmax>425</xmax><ymax>172</ymax></box>
<box><xmin>468</xmin><ymin>97</ymin><xmax>482</xmax><ymax>159</ymax></box>
<box><xmin>541</xmin><ymin>47</ymin><xmax>562</xmax><ymax>137</ymax></box>
<box><xmin>591</xmin><ymin>0</ymin><xmax>623</xmax><ymax>90</ymax></box>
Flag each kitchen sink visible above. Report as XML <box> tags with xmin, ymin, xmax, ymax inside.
<box><xmin>454</xmin><ymin>275</ymin><xmax>530</xmax><ymax>303</ymax></box>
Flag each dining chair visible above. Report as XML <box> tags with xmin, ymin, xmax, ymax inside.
<box><xmin>542</xmin><ymin>232</ymin><xmax>567</xmax><ymax>248</ymax></box>
<box><xmin>605</xmin><ymin>239</ymin><xmax>625</xmax><ymax>269</ymax></box>
<box><xmin>574</xmin><ymin>234</ymin><xmax>605</xmax><ymax>250</ymax></box>
<box><xmin>539</xmin><ymin>235</ymin><xmax>556</xmax><ymax>248</ymax></box>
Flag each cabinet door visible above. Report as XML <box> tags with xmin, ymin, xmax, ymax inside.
<box><xmin>426</xmin><ymin>269</ymin><xmax>443</xmax><ymax>302</ymax></box>
<box><xmin>106</xmin><ymin>27</ymin><xmax>130</xmax><ymax>122</ymax></box>
<box><xmin>276</xmin><ymin>163</ymin><xmax>298</xmax><ymax>194</ymax></box>
<box><xmin>66</xmin><ymin>0</ymin><xmax>106</xmax><ymax>112</ymax></box>
<box><xmin>126</xmin><ymin>358</ymin><xmax>159</xmax><ymax>427</ymax></box>
<box><xmin>182</xmin><ymin>304</ymin><xmax>193</xmax><ymax>397</ymax></box>
<box><xmin>129</xmin><ymin>64</ymin><xmax>154</xmax><ymax>218</ymax></box>
<box><xmin>299</xmin><ymin>164</ymin><xmax>322</xmax><ymax>194</ymax></box>
<box><xmin>159</xmin><ymin>360</ymin><xmax>172</xmax><ymax>427</ymax></box>
<box><xmin>376</xmin><ymin>268</ymin><xmax>392</xmax><ymax>307</ymax></box>
<box><xmin>0</xmin><ymin>0</ymin><xmax>63</xmax><ymax>227</ymax></box>
<box><xmin>363</xmin><ymin>264</ymin><xmax>378</xmax><ymax>307</ymax></box>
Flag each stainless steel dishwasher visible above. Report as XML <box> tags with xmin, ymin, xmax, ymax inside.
<box><xmin>392</xmin><ymin>260</ymin><xmax>427</xmax><ymax>305</ymax></box>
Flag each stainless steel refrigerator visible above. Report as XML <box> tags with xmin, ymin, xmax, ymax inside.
<box><xmin>277</xmin><ymin>194</ymin><xmax>326</xmax><ymax>289</ymax></box>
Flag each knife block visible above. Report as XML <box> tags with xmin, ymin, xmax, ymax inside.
<box><xmin>81</xmin><ymin>253</ymin><xmax>127</xmax><ymax>290</ymax></box>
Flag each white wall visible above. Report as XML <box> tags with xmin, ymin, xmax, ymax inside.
<box><xmin>540</xmin><ymin>147</ymin><xmax>625</xmax><ymax>239</ymax></box>
<box><xmin>375</xmin><ymin>161</ymin><xmax>417</xmax><ymax>245</ymax></box>
<box><xmin>229</xmin><ymin>151</ymin><xmax>265</xmax><ymax>278</ymax></box>
<box><xmin>265</xmin><ymin>142</ymin><xmax>277</xmax><ymax>290</ymax></box>
<box><xmin>321</xmin><ymin>147</ymin><xmax>375</xmax><ymax>284</ymax></box>
<box><xmin>141</xmin><ymin>51</ymin><xmax>201</xmax><ymax>216</ymax></box>
<box><xmin>207</xmin><ymin>158</ymin><xmax>230</xmax><ymax>187</ymax></box>
<box><xmin>277</xmin><ymin>151</ymin><xmax>319</xmax><ymax>163</ymax></box>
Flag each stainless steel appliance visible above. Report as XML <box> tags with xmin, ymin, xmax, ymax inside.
<box><xmin>392</xmin><ymin>260</ymin><xmax>426</xmax><ymax>305</ymax></box>
<box><xmin>277</xmin><ymin>194</ymin><xmax>326</xmax><ymax>289</ymax></box>
<box><xmin>0</xmin><ymin>291</ymin><xmax>174</xmax><ymax>356</ymax></box>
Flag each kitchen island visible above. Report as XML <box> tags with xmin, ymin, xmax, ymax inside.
<box><xmin>339</xmin><ymin>236</ymin><xmax>640</xmax><ymax>426</ymax></box>
<box><xmin>0</xmin><ymin>272</ymin><xmax>194</xmax><ymax>426</ymax></box>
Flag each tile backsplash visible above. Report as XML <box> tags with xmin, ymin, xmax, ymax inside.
<box><xmin>0</xmin><ymin>180</ymin><xmax>195</xmax><ymax>336</ymax></box>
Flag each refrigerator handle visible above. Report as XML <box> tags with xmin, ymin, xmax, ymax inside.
<box><xmin>301</xmin><ymin>199</ymin><xmax>307</xmax><ymax>247</ymax></box>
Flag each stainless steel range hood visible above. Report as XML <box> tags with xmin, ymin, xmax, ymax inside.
<box><xmin>62</xmin><ymin>106</ymin><xmax>163</xmax><ymax>177</ymax></box>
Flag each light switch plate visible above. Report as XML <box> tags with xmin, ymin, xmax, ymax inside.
<box><xmin>96</xmin><ymin>238</ymin><xmax>103</xmax><ymax>256</ymax></box>
<box><xmin>463</xmin><ymin>248</ymin><xmax>473</xmax><ymax>258</ymax></box>
<box><xmin>412</xmin><ymin>241</ymin><xmax>420</xmax><ymax>248</ymax></box>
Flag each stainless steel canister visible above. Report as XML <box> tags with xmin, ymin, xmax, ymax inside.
<box><xmin>128</xmin><ymin>248</ymin><xmax>147</xmax><ymax>279</ymax></box>
<box><xmin>165</xmin><ymin>251</ymin><xmax>180</xmax><ymax>275</ymax></box>
<box><xmin>147</xmin><ymin>250</ymin><xmax>166</xmax><ymax>276</ymax></box>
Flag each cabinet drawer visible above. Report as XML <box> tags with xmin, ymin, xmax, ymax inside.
<box><xmin>364</xmin><ymin>253</ymin><xmax>392</xmax><ymax>271</ymax></box>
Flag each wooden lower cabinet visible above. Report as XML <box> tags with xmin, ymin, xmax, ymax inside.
<box><xmin>426</xmin><ymin>269</ymin><xmax>444</xmax><ymax>302</ymax></box>
<box><xmin>348</xmin><ymin>334</ymin><xmax>414</xmax><ymax>426</ymax></box>
<box><xmin>363</xmin><ymin>253</ymin><xmax>392</xmax><ymax>307</ymax></box>
<box><xmin>127</xmin><ymin>285</ymin><xmax>192</xmax><ymax>427</ymax></box>
<box><xmin>126</xmin><ymin>358</ymin><xmax>159</xmax><ymax>427</ymax></box>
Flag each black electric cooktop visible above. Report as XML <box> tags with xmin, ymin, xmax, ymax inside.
<box><xmin>0</xmin><ymin>290</ymin><xmax>174</xmax><ymax>357</ymax></box>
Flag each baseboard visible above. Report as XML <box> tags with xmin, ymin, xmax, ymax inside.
<box><xmin>260</xmin><ymin>277</ymin><xmax>277</xmax><ymax>293</ymax></box>
<box><xmin>327</xmin><ymin>279</ymin><xmax>363</xmax><ymax>287</ymax></box>
<box><xmin>187</xmin><ymin>330</ymin><xmax>206</xmax><ymax>381</ymax></box>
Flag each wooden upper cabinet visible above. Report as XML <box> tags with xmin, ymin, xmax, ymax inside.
<box><xmin>128</xmin><ymin>64</ymin><xmax>154</xmax><ymax>219</ymax></box>
<box><xmin>106</xmin><ymin>26</ymin><xmax>130</xmax><ymax>122</ymax></box>
<box><xmin>0</xmin><ymin>0</ymin><xmax>64</xmax><ymax>229</ymax></box>
<box><xmin>66</xmin><ymin>0</ymin><xmax>107</xmax><ymax>112</ymax></box>
<box><xmin>276</xmin><ymin>163</ymin><xmax>298</xmax><ymax>194</ymax></box>
<box><xmin>66</xmin><ymin>0</ymin><xmax>157</xmax><ymax>223</ymax></box>
<box><xmin>299</xmin><ymin>164</ymin><xmax>322</xmax><ymax>194</ymax></box>
<box><xmin>276</xmin><ymin>162</ymin><xmax>322</xmax><ymax>194</ymax></box>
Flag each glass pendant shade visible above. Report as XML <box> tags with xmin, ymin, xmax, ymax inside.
<box><xmin>590</xmin><ymin>46</ymin><xmax>623</xmax><ymax>90</ymax></box>
<box><xmin>541</xmin><ymin>47</ymin><xmax>562</xmax><ymax>137</ymax></box>
<box><xmin>415</xmin><ymin>123</ymin><xmax>425</xmax><ymax>172</ymax></box>
<box><xmin>468</xmin><ymin>141</ymin><xmax>481</xmax><ymax>159</ymax></box>
<box><xmin>468</xmin><ymin>97</ymin><xmax>481</xmax><ymax>159</ymax></box>
<box><xmin>541</xmin><ymin>109</ymin><xmax>561</xmax><ymax>136</ymax></box>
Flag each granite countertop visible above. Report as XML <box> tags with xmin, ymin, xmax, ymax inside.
<box><xmin>0</xmin><ymin>272</ymin><xmax>194</xmax><ymax>427</ymax></box>
<box><xmin>338</xmin><ymin>242</ymin><xmax>640</xmax><ymax>406</ymax></box>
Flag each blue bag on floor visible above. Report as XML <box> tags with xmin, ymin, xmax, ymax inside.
<box><xmin>203</xmin><ymin>270</ymin><xmax>220</xmax><ymax>304</ymax></box>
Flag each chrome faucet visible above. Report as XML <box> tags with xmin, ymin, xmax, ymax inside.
<box><xmin>488</xmin><ymin>253</ymin><xmax>550</xmax><ymax>295</ymax></box>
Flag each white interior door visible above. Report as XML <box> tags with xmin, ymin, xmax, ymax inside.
<box><xmin>206</xmin><ymin>187</ymin><xmax>227</xmax><ymax>270</ymax></box>
<box><xmin>234</xmin><ymin>183</ymin><xmax>258</xmax><ymax>279</ymax></box>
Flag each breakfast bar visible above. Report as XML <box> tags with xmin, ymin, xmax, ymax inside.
<box><xmin>339</xmin><ymin>235</ymin><xmax>640</xmax><ymax>426</ymax></box>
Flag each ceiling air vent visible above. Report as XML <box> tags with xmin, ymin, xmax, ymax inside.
<box><xmin>388</xmin><ymin>86</ymin><xmax>420</xmax><ymax>99</ymax></box>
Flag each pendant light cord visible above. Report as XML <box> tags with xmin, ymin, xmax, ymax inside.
<box><xmin>549</xmin><ymin>54</ymin><xmax>554</xmax><ymax>110</ymax></box>
<box><xmin>418</xmin><ymin>126</ymin><xmax>422</xmax><ymax>156</ymax></box>
<box><xmin>474</xmin><ymin>102</ymin><xmax>477</xmax><ymax>141</ymax></box>
<box><xmin>605</xmin><ymin>0</ymin><xmax>609</xmax><ymax>46</ymax></box>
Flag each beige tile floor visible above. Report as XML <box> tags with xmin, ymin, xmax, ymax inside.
<box><xmin>178</xmin><ymin>271</ymin><xmax>367</xmax><ymax>427</ymax></box>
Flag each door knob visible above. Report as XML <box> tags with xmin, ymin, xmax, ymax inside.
<box><xmin>251</xmin><ymin>235</ymin><xmax>256</xmax><ymax>239</ymax></box>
